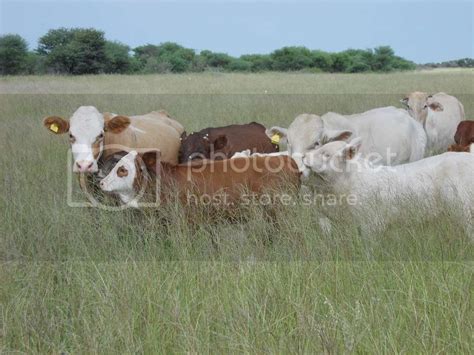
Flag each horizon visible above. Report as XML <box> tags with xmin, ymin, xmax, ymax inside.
<box><xmin>1</xmin><ymin>0</ymin><xmax>472</xmax><ymax>63</ymax></box>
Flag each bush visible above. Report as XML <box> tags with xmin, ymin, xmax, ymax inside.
<box><xmin>104</xmin><ymin>41</ymin><xmax>132</xmax><ymax>74</ymax></box>
<box><xmin>37</xmin><ymin>28</ymin><xmax>106</xmax><ymax>74</ymax></box>
<box><xmin>227</xmin><ymin>58</ymin><xmax>252</xmax><ymax>72</ymax></box>
<box><xmin>270</xmin><ymin>46</ymin><xmax>313</xmax><ymax>71</ymax></box>
<box><xmin>200</xmin><ymin>50</ymin><xmax>233</xmax><ymax>69</ymax></box>
<box><xmin>134</xmin><ymin>42</ymin><xmax>196</xmax><ymax>73</ymax></box>
<box><xmin>0</xmin><ymin>34</ymin><xmax>29</xmax><ymax>75</ymax></box>
<box><xmin>240</xmin><ymin>54</ymin><xmax>273</xmax><ymax>72</ymax></box>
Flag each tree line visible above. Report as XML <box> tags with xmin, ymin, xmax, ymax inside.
<box><xmin>0</xmin><ymin>27</ymin><xmax>429</xmax><ymax>75</ymax></box>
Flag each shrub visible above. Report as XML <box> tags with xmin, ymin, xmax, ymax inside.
<box><xmin>0</xmin><ymin>34</ymin><xmax>29</xmax><ymax>75</ymax></box>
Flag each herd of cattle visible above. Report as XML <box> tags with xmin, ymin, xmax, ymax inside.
<box><xmin>43</xmin><ymin>91</ymin><xmax>474</xmax><ymax>236</ymax></box>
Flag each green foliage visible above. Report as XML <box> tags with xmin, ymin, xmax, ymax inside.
<box><xmin>270</xmin><ymin>46</ymin><xmax>313</xmax><ymax>71</ymax></box>
<box><xmin>1</xmin><ymin>27</ymin><xmax>422</xmax><ymax>75</ymax></box>
<box><xmin>104</xmin><ymin>41</ymin><xmax>131</xmax><ymax>74</ymax></box>
<box><xmin>37</xmin><ymin>28</ymin><xmax>106</xmax><ymax>74</ymax></box>
<box><xmin>240</xmin><ymin>54</ymin><xmax>273</xmax><ymax>72</ymax></box>
<box><xmin>199</xmin><ymin>50</ymin><xmax>233</xmax><ymax>69</ymax></box>
<box><xmin>0</xmin><ymin>34</ymin><xmax>29</xmax><ymax>75</ymax></box>
<box><xmin>422</xmin><ymin>57</ymin><xmax>474</xmax><ymax>69</ymax></box>
<box><xmin>134</xmin><ymin>42</ymin><xmax>195</xmax><ymax>73</ymax></box>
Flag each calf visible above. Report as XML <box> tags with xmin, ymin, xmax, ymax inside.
<box><xmin>448</xmin><ymin>120</ymin><xmax>474</xmax><ymax>152</ymax></box>
<box><xmin>179</xmin><ymin>122</ymin><xmax>279</xmax><ymax>163</ymax></box>
<box><xmin>303</xmin><ymin>138</ymin><xmax>474</xmax><ymax>238</ymax></box>
<box><xmin>100</xmin><ymin>150</ymin><xmax>300</xmax><ymax>208</ymax></box>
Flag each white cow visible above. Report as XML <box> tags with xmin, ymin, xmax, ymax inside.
<box><xmin>401</xmin><ymin>92</ymin><xmax>465</xmax><ymax>154</ymax></box>
<box><xmin>266</xmin><ymin>106</ymin><xmax>426</xmax><ymax>177</ymax></box>
<box><xmin>302</xmin><ymin>138</ymin><xmax>474</xmax><ymax>238</ymax></box>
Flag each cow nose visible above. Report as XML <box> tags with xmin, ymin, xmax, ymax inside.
<box><xmin>76</xmin><ymin>160</ymin><xmax>94</xmax><ymax>172</ymax></box>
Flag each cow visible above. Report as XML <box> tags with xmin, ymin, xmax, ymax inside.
<box><xmin>401</xmin><ymin>92</ymin><xmax>465</xmax><ymax>153</ymax></box>
<box><xmin>178</xmin><ymin>122</ymin><xmax>279</xmax><ymax>163</ymax></box>
<box><xmin>100</xmin><ymin>150</ymin><xmax>300</xmax><ymax>208</ymax></box>
<box><xmin>43</xmin><ymin>106</ymin><xmax>184</xmax><ymax>173</ymax></box>
<box><xmin>266</xmin><ymin>106</ymin><xmax>426</xmax><ymax>177</ymax></box>
<box><xmin>447</xmin><ymin>120</ymin><xmax>474</xmax><ymax>153</ymax></box>
<box><xmin>302</xmin><ymin>138</ymin><xmax>474</xmax><ymax>239</ymax></box>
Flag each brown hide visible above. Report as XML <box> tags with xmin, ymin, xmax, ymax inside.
<box><xmin>179</xmin><ymin>122</ymin><xmax>279</xmax><ymax>163</ymax></box>
<box><xmin>104</xmin><ymin>111</ymin><xmax>184</xmax><ymax>165</ymax></box>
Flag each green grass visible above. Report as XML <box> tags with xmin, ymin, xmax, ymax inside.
<box><xmin>1</xmin><ymin>70</ymin><xmax>473</xmax><ymax>353</ymax></box>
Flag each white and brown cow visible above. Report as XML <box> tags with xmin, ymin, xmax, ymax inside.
<box><xmin>43</xmin><ymin>106</ymin><xmax>184</xmax><ymax>173</ymax></box>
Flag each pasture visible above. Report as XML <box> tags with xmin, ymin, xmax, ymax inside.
<box><xmin>1</xmin><ymin>70</ymin><xmax>473</xmax><ymax>353</ymax></box>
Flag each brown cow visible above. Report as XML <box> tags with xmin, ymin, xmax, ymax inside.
<box><xmin>178</xmin><ymin>122</ymin><xmax>279</xmax><ymax>163</ymax></box>
<box><xmin>99</xmin><ymin>150</ymin><xmax>300</xmax><ymax>208</ymax></box>
<box><xmin>449</xmin><ymin>121</ymin><xmax>474</xmax><ymax>152</ymax></box>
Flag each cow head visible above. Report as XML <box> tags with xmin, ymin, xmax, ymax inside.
<box><xmin>99</xmin><ymin>150</ymin><xmax>159</xmax><ymax>206</ymax></box>
<box><xmin>43</xmin><ymin>106</ymin><xmax>131</xmax><ymax>173</ymax></box>
<box><xmin>266</xmin><ymin>114</ymin><xmax>352</xmax><ymax>176</ymax></box>
<box><xmin>179</xmin><ymin>131</ymin><xmax>228</xmax><ymax>162</ymax></box>
<box><xmin>303</xmin><ymin>138</ymin><xmax>363</xmax><ymax>178</ymax></box>
<box><xmin>401</xmin><ymin>92</ymin><xmax>444</xmax><ymax>125</ymax></box>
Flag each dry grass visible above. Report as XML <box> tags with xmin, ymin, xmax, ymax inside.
<box><xmin>1</xmin><ymin>70</ymin><xmax>473</xmax><ymax>353</ymax></box>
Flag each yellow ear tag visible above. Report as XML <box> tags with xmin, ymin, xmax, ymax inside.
<box><xmin>271</xmin><ymin>134</ymin><xmax>280</xmax><ymax>144</ymax></box>
<box><xmin>50</xmin><ymin>123</ymin><xmax>59</xmax><ymax>133</ymax></box>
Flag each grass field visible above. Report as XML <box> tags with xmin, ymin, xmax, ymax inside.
<box><xmin>1</xmin><ymin>70</ymin><xmax>473</xmax><ymax>353</ymax></box>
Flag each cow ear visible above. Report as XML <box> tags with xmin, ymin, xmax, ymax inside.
<box><xmin>141</xmin><ymin>150</ymin><xmax>161</xmax><ymax>171</ymax></box>
<box><xmin>213</xmin><ymin>134</ymin><xmax>228</xmax><ymax>150</ymax></box>
<box><xmin>342</xmin><ymin>137</ymin><xmax>362</xmax><ymax>160</ymax></box>
<box><xmin>322</xmin><ymin>129</ymin><xmax>352</xmax><ymax>144</ymax></box>
<box><xmin>43</xmin><ymin>116</ymin><xmax>69</xmax><ymax>134</ymax></box>
<box><xmin>427</xmin><ymin>101</ymin><xmax>443</xmax><ymax>112</ymax></box>
<box><xmin>180</xmin><ymin>131</ymin><xmax>187</xmax><ymax>141</ymax></box>
<box><xmin>400</xmin><ymin>97</ymin><xmax>409</xmax><ymax>107</ymax></box>
<box><xmin>266</xmin><ymin>126</ymin><xmax>288</xmax><ymax>144</ymax></box>
<box><xmin>105</xmin><ymin>115</ymin><xmax>131</xmax><ymax>134</ymax></box>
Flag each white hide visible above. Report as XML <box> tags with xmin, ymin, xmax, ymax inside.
<box><xmin>69</xmin><ymin>106</ymin><xmax>105</xmax><ymax>172</ymax></box>
<box><xmin>403</xmin><ymin>92</ymin><xmax>465</xmax><ymax>154</ymax></box>
<box><xmin>267</xmin><ymin>106</ymin><xmax>427</xmax><ymax>177</ymax></box>
<box><xmin>100</xmin><ymin>150</ymin><xmax>139</xmax><ymax>207</ymax></box>
<box><xmin>303</xmin><ymin>139</ymin><xmax>474</xmax><ymax>238</ymax></box>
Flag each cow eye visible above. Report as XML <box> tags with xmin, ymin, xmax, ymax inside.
<box><xmin>69</xmin><ymin>134</ymin><xmax>75</xmax><ymax>142</ymax></box>
<box><xmin>97</xmin><ymin>133</ymin><xmax>104</xmax><ymax>140</ymax></box>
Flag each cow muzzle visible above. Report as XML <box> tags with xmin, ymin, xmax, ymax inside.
<box><xmin>74</xmin><ymin>160</ymin><xmax>97</xmax><ymax>173</ymax></box>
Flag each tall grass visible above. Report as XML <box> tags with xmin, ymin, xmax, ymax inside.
<box><xmin>1</xmin><ymin>71</ymin><xmax>473</xmax><ymax>353</ymax></box>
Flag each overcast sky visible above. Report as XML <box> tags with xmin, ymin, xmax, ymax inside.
<box><xmin>1</xmin><ymin>0</ymin><xmax>472</xmax><ymax>63</ymax></box>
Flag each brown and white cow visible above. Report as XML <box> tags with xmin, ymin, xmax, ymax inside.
<box><xmin>178</xmin><ymin>122</ymin><xmax>279</xmax><ymax>163</ymax></box>
<box><xmin>43</xmin><ymin>106</ymin><xmax>184</xmax><ymax>173</ymax></box>
<box><xmin>100</xmin><ymin>150</ymin><xmax>300</xmax><ymax>208</ymax></box>
<box><xmin>447</xmin><ymin>120</ymin><xmax>474</xmax><ymax>153</ymax></box>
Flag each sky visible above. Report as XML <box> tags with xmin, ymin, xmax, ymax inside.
<box><xmin>0</xmin><ymin>0</ymin><xmax>472</xmax><ymax>63</ymax></box>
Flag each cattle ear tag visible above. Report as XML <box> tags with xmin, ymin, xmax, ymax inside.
<box><xmin>50</xmin><ymin>123</ymin><xmax>59</xmax><ymax>133</ymax></box>
<box><xmin>271</xmin><ymin>134</ymin><xmax>280</xmax><ymax>144</ymax></box>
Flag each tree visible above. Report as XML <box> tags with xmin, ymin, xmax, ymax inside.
<box><xmin>200</xmin><ymin>50</ymin><xmax>233</xmax><ymax>69</ymax></box>
<box><xmin>240</xmin><ymin>54</ymin><xmax>273</xmax><ymax>72</ymax></box>
<box><xmin>134</xmin><ymin>42</ymin><xmax>196</xmax><ymax>73</ymax></box>
<box><xmin>372</xmin><ymin>46</ymin><xmax>395</xmax><ymax>72</ymax></box>
<box><xmin>37</xmin><ymin>28</ymin><xmax>106</xmax><ymax>74</ymax></box>
<box><xmin>270</xmin><ymin>46</ymin><xmax>313</xmax><ymax>71</ymax></box>
<box><xmin>311</xmin><ymin>50</ymin><xmax>333</xmax><ymax>72</ymax></box>
<box><xmin>0</xmin><ymin>34</ymin><xmax>28</xmax><ymax>75</ymax></box>
<box><xmin>104</xmin><ymin>41</ymin><xmax>131</xmax><ymax>73</ymax></box>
